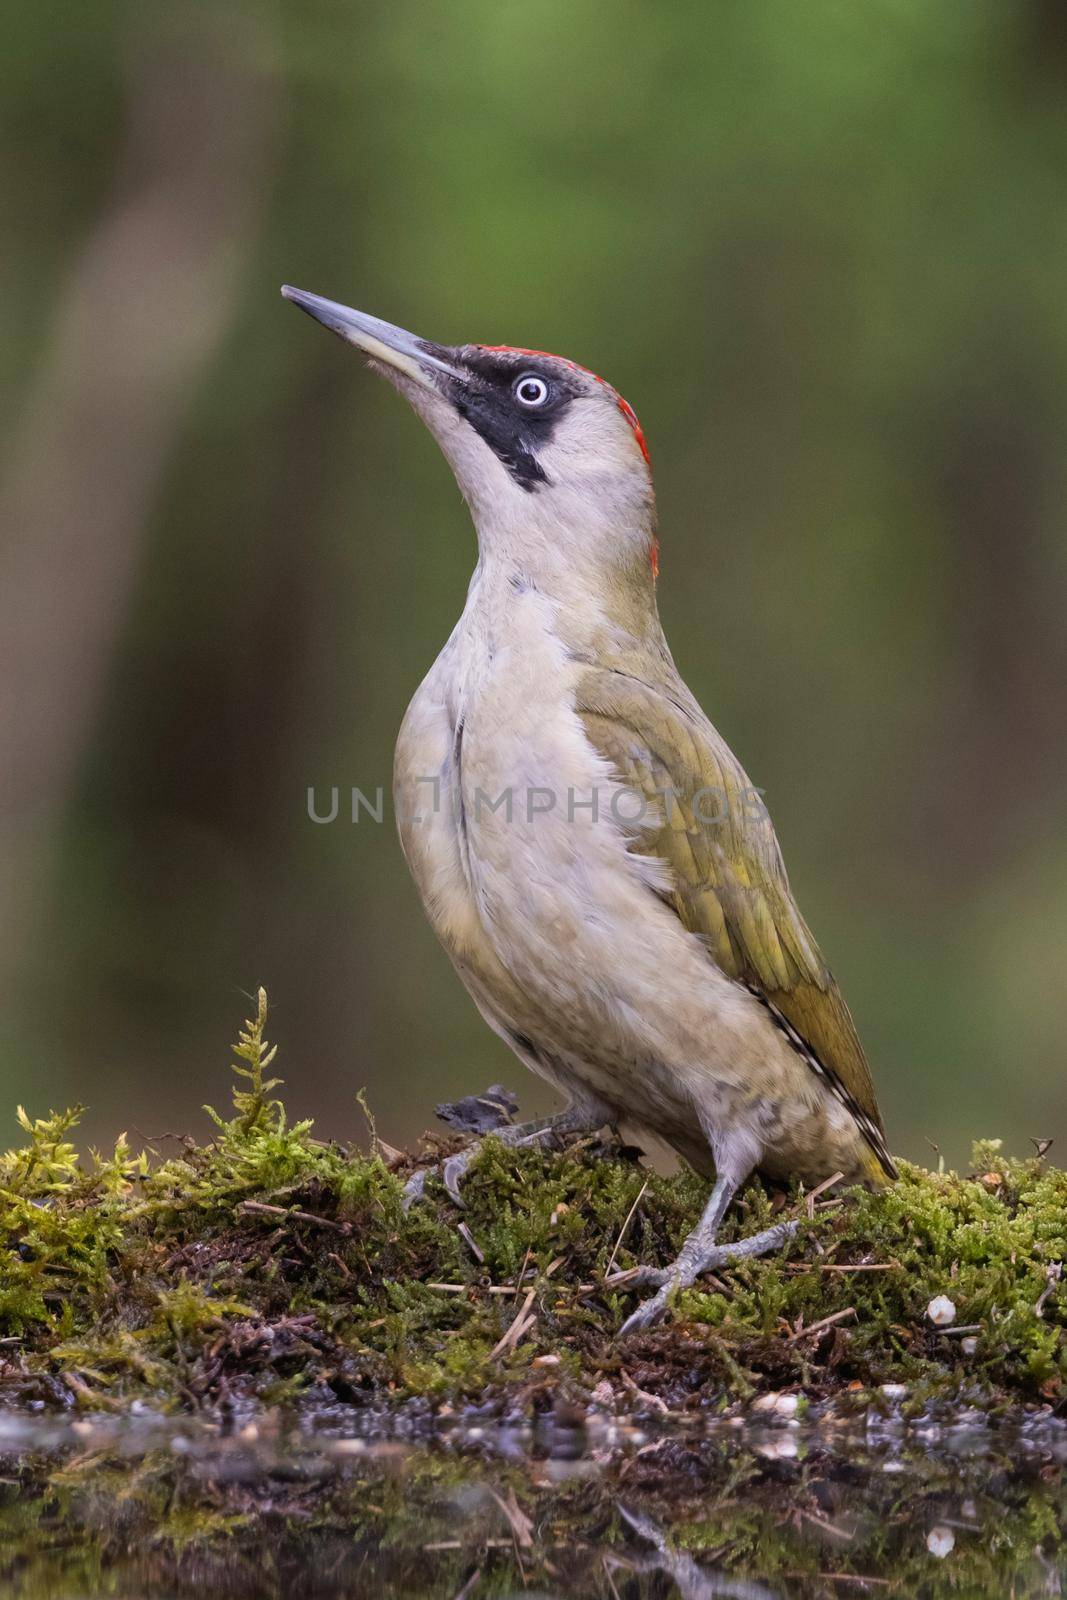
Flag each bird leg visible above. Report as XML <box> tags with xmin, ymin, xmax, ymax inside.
<box><xmin>402</xmin><ymin>1102</ymin><xmax>609</xmax><ymax>1211</ymax></box>
<box><xmin>612</xmin><ymin>1173</ymin><xmax>798</xmax><ymax>1336</ymax></box>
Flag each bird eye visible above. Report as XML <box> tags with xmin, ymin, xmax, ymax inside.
<box><xmin>514</xmin><ymin>374</ymin><xmax>550</xmax><ymax>408</ymax></box>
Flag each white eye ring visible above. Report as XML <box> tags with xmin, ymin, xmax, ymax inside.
<box><xmin>514</xmin><ymin>374</ymin><xmax>550</xmax><ymax>408</ymax></box>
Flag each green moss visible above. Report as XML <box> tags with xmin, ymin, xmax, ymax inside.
<box><xmin>0</xmin><ymin>989</ymin><xmax>1064</xmax><ymax>1414</ymax></box>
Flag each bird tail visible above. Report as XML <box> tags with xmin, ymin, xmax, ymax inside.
<box><xmin>860</xmin><ymin>1141</ymin><xmax>898</xmax><ymax>1187</ymax></box>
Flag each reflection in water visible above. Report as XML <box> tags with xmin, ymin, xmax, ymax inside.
<box><xmin>0</xmin><ymin>1399</ymin><xmax>1064</xmax><ymax>1597</ymax></box>
<box><xmin>616</xmin><ymin>1504</ymin><xmax>779</xmax><ymax>1597</ymax></box>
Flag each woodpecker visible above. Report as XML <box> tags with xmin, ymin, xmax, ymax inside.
<box><xmin>282</xmin><ymin>286</ymin><xmax>896</xmax><ymax>1334</ymax></box>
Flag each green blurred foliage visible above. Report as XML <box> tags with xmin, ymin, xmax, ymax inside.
<box><xmin>2</xmin><ymin>0</ymin><xmax>1066</xmax><ymax>1166</ymax></box>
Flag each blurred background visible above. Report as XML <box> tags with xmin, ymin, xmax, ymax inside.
<box><xmin>3</xmin><ymin>0</ymin><xmax>1066</xmax><ymax>1169</ymax></box>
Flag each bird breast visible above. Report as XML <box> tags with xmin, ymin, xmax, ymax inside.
<box><xmin>395</xmin><ymin>585</ymin><xmax>796</xmax><ymax>1122</ymax></box>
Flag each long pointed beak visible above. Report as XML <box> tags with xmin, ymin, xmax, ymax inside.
<box><xmin>281</xmin><ymin>286</ymin><xmax>460</xmax><ymax>390</ymax></box>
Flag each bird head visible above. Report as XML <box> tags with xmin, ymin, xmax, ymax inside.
<box><xmin>282</xmin><ymin>287</ymin><xmax>658</xmax><ymax>585</ymax></box>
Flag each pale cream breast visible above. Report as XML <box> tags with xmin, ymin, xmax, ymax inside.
<box><xmin>393</xmin><ymin>573</ymin><xmax>865</xmax><ymax>1183</ymax></box>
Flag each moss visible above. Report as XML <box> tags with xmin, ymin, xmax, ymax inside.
<box><xmin>0</xmin><ymin>989</ymin><xmax>1064</xmax><ymax>1415</ymax></box>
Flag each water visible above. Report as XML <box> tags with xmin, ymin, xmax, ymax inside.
<box><xmin>0</xmin><ymin>1398</ymin><xmax>1064</xmax><ymax>1597</ymax></box>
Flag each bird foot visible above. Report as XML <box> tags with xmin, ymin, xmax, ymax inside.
<box><xmin>616</xmin><ymin>1273</ymin><xmax>689</xmax><ymax>1336</ymax></box>
<box><xmin>401</xmin><ymin>1108</ymin><xmax>605</xmax><ymax>1212</ymax></box>
<box><xmin>401</xmin><ymin>1149</ymin><xmax>475</xmax><ymax>1211</ymax></box>
<box><xmin>442</xmin><ymin>1146</ymin><xmax>475</xmax><ymax>1207</ymax></box>
<box><xmin>613</xmin><ymin>1218</ymin><xmax>799</xmax><ymax>1337</ymax></box>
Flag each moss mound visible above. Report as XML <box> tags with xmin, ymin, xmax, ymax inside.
<box><xmin>0</xmin><ymin>991</ymin><xmax>1064</xmax><ymax>1414</ymax></box>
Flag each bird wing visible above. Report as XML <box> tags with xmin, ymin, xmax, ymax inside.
<box><xmin>575</xmin><ymin>665</ymin><xmax>895</xmax><ymax>1178</ymax></box>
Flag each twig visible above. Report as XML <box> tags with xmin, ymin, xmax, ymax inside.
<box><xmin>797</xmin><ymin>1171</ymin><xmax>844</xmax><ymax>1219</ymax></box>
<box><xmin>605</xmin><ymin>1180</ymin><xmax>649</xmax><ymax>1279</ymax></box>
<box><xmin>133</xmin><ymin>1127</ymin><xmax>197</xmax><ymax>1152</ymax></box>
<box><xmin>457</xmin><ymin>1222</ymin><xmax>485</xmax><ymax>1264</ymax></box>
<box><xmin>809</xmin><ymin>1261</ymin><xmax>901</xmax><ymax>1275</ymax></box>
<box><xmin>788</xmin><ymin>1306</ymin><xmax>856</xmax><ymax>1343</ymax></box>
<box><xmin>489</xmin><ymin>1288</ymin><xmax>537</xmax><ymax>1359</ymax></box>
<box><xmin>619</xmin><ymin>1368</ymin><xmax>669</xmax><ymax>1414</ymax></box>
<box><xmin>425</xmin><ymin>1281</ymin><xmax>524</xmax><ymax>1296</ymax></box>
<box><xmin>236</xmin><ymin>1200</ymin><xmax>350</xmax><ymax>1235</ymax></box>
<box><xmin>488</xmin><ymin>1486</ymin><xmax>534</xmax><ymax>1549</ymax></box>
<box><xmin>811</xmin><ymin>1575</ymin><xmax>893</xmax><ymax>1589</ymax></box>
<box><xmin>601</xmin><ymin>1560</ymin><xmax>625</xmax><ymax>1600</ymax></box>
<box><xmin>427</xmin><ymin>1541</ymin><xmax>516</xmax><ymax>1553</ymax></box>
<box><xmin>617</xmin><ymin>1439</ymin><xmax>671</xmax><ymax>1480</ymax></box>
<box><xmin>800</xmin><ymin>1507</ymin><xmax>854</xmax><ymax>1540</ymax></box>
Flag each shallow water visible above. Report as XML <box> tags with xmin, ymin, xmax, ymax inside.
<box><xmin>1</xmin><ymin>1399</ymin><xmax>1064</xmax><ymax>1597</ymax></box>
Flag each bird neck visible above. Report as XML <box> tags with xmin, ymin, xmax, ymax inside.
<box><xmin>465</xmin><ymin>487</ymin><xmax>662</xmax><ymax>660</ymax></box>
<box><xmin>464</xmin><ymin>534</ymin><xmax>665</xmax><ymax>673</ymax></box>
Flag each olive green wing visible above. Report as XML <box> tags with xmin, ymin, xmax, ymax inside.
<box><xmin>576</xmin><ymin>666</ymin><xmax>895</xmax><ymax>1179</ymax></box>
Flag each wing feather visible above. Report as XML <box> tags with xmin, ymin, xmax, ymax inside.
<box><xmin>576</xmin><ymin>667</ymin><xmax>894</xmax><ymax>1178</ymax></box>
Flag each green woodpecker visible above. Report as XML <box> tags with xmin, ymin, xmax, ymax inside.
<box><xmin>283</xmin><ymin>286</ymin><xmax>896</xmax><ymax>1334</ymax></box>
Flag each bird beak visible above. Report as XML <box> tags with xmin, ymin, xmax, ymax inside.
<box><xmin>281</xmin><ymin>286</ymin><xmax>460</xmax><ymax>391</ymax></box>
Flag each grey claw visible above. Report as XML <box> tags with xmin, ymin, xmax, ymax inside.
<box><xmin>400</xmin><ymin>1146</ymin><xmax>477</xmax><ymax>1212</ymax></box>
<box><xmin>701</xmin><ymin>1218</ymin><xmax>799</xmax><ymax>1269</ymax></box>
<box><xmin>618</xmin><ymin>1278</ymin><xmax>678</xmax><ymax>1337</ymax></box>
<box><xmin>401</xmin><ymin>1168</ymin><xmax>428</xmax><ymax>1212</ymax></box>
<box><xmin>616</xmin><ymin>1502</ymin><xmax>665</xmax><ymax>1546</ymax></box>
<box><xmin>615</xmin><ymin>1218</ymin><xmax>801</xmax><ymax>1335</ymax></box>
<box><xmin>442</xmin><ymin>1150</ymin><xmax>472</xmax><ymax>1208</ymax></box>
